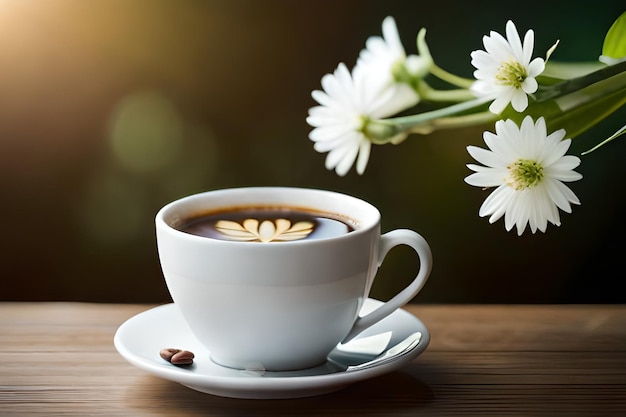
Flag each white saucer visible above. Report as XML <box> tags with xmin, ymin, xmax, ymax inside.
<box><xmin>114</xmin><ymin>298</ymin><xmax>430</xmax><ymax>399</ymax></box>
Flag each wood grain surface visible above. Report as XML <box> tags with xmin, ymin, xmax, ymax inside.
<box><xmin>1</xmin><ymin>302</ymin><xmax>625</xmax><ymax>416</ymax></box>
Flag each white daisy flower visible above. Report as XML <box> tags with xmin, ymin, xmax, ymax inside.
<box><xmin>358</xmin><ymin>16</ymin><xmax>430</xmax><ymax>89</ymax></box>
<box><xmin>465</xmin><ymin>116</ymin><xmax>582</xmax><ymax>235</ymax></box>
<box><xmin>306</xmin><ymin>62</ymin><xmax>417</xmax><ymax>176</ymax></box>
<box><xmin>470</xmin><ymin>20</ymin><xmax>546</xmax><ymax>114</ymax></box>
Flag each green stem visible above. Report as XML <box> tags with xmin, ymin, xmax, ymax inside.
<box><xmin>365</xmin><ymin>96</ymin><xmax>492</xmax><ymax>143</ymax></box>
<box><xmin>408</xmin><ymin>111</ymin><xmax>497</xmax><ymax>134</ymax></box>
<box><xmin>383</xmin><ymin>96</ymin><xmax>492</xmax><ymax>131</ymax></box>
<box><xmin>417</xmin><ymin>81</ymin><xmax>476</xmax><ymax>102</ymax></box>
<box><xmin>416</xmin><ymin>26</ymin><xmax>474</xmax><ymax>89</ymax></box>
<box><xmin>429</xmin><ymin>63</ymin><xmax>475</xmax><ymax>89</ymax></box>
<box><xmin>581</xmin><ymin>124</ymin><xmax>626</xmax><ymax>155</ymax></box>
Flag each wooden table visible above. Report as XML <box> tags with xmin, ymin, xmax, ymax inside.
<box><xmin>1</xmin><ymin>302</ymin><xmax>625</xmax><ymax>416</ymax></box>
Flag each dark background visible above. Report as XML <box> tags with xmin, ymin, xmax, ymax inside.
<box><xmin>1</xmin><ymin>0</ymin><xmax>624</xmax><ymax>304</ymax></box>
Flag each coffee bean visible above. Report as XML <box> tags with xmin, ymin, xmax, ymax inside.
<box><xmin>159</xmin><ymin>348</ymin><xmax>180</xmax><ymax>361</ymax></box>
<box><xmin>171</xmin><ymin>350</ymin><xmax>195</xmax><ymax>365</ymax></box>
<box><xmin>160</xmin><ymin>348</ymin><xmax>194</xmax><ymax>365</ymax></box>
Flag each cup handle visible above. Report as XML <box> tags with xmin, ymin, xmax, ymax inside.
<box><xmin>342</xmin><ymin>229</ymin><xmax>432</xmax><ymax>342</ymax></box>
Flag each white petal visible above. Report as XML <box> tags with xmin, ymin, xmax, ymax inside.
<box><xmin>309</xmin><ymin>124</ymin><xmax>358</xmax><ymax>143</ymax></box>
<box><xmin>521</xmin><ymin>77</ymin><xmax>538</xmax><ymax>94</ymax></box>
<box><xmin>381</xmin><ymin>16</ymin><xmax>404</xmax><ymax>53</ymax></box>
<box><xmin>334</xmin><ymin>143</ymin><xmax>359</xmax><ymax>176</ymax></box>
<box><xmin>467</xmin><ymin>146</ymin><xmax>501</xmax><ymax>168</ymax></box>
<box><xmin>369</xmin><ymin>83</ymin><xmax>419</xmax><ymax>117</ymax></box>
<box><xmin>547</xmin><ymin>179</ymin><xmax>581</xmax><ymax>208</ymax></box>
<box><xmin>521</xmin><ymin>28</ymin><xmax>535</xmax><ymax>65</ymax></box>
<box><xmin>465</xmin><ymin>171</ymin><xmax>504</xmax><ymax>187</ymax></box>
<box><xmin>471</xmin><ymin>80</ymin><xmax>497</xmax><ymax>97</ymax></box>
<box><xmin>479</xmin><ymin>184</ymin><xmax>512</xmax><ymax>218</ymax></box>
<box><xmin>483</xmin><ymin>31</ymin><xmax>512</xmax><ymax>61</ymax></box>
<box><xmin>466</xmin><ymin>163</ymin><xmax>494</xmax><ymax>172</ymax></box>
<box><xmin>527</xmin><ymin>57</ymin><xmax>545</xmax><ymax>77</ymax></box>
<box><xmin>470</xmin><ymin>50</ymin><xmax>497</xmax><ymax>71</ymax></box>
<box><xmin>310</xmin><ymin>90</ymin><xmax>331</xmax><ymax>107</ymax></box>
<box><xmin>510</xmin><ymin>90</ymin><xmax>529</xmax><ymax>112</ymax></box>
<box><xmin>548</xmin><ymin>169</ymin><xmax>582</xmax><ymax>183</ymax></box>
<box><xmin>489</xmin><ymin>90</ymin><xmax>514</xmax><ymax>114</ymax></box>
<box><xmin>526</xmin><ymin>188</ymin><xmax>543</xmax><ymax>233</ymax></box>
<box><xmin>483</xmin><ymin>129</ymin><xmax>517</xmax><ymax>161</ymax></box>
<box><xmin>503</xmin><ymin>191</ymin><xmax>526</xmax><ymax>234</ymax></box>
<box><xmin>505</xmin><ymin>21</ymin><xmax>524</xmax><ymax>59</ymax></box>
<box><xmin>324</xmin><ymin>142</ymin><xmax>353</xmax><ymax>169</ymax></box>
<box><xmin>355</xmin><ymin>140</ymin><xmax>371</xmax><ymax>175</ymax></box>
<box><xmin>541</xmin><ymin>138</ymin><xmax>572</xmax><ymax>166</ymax></box>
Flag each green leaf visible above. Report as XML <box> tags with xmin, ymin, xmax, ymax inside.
<box><xmin>508</xmin><ymin>80</ymin><xmax>626</xmax><ymax>141</ymax></box>
<box><xmin>602</xmin><ymin>11</ymin><xmax>626</xmax><ymax>62</ymax></box>
<box><xmin>540</xmin><ymin>61</ymin><xmax>605</xmax><ymax>82</ymax></box>
<box><xmin>549</xmin><ymin>86</ymin><xmax>626</xmax><ymax>139</ymax></box>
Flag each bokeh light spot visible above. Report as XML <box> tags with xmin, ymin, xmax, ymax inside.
<box><xmin>109</xmin><ymin>91</ymin><xmax>184</xmax><ymax>174</ymax></box>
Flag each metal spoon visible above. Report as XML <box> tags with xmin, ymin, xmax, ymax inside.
<box><xmin>239</xmin><ymin>331</ymin><xmax>422</xmax><ymax>377</ymax></box>
<box><xmin>326</xmin><ymin>331</ymin><xmax>422</xmax><ymax>372</ymax></box>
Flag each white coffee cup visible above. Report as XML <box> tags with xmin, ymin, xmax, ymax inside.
<box><xmin>156</xmin><ymin>187</ymin><xmax>432</xmax><ymax>371</ymax></box>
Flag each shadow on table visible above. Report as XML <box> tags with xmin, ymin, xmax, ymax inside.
<box><xmin>126</xmin><ymin>365</ymin><xmax>434</xmax><ymax>416</ymax></box>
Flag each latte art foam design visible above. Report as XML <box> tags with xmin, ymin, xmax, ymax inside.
<box><xmin>177</xmin><ymin>207</ymin><xmax>354</xmax><ymax>242</ymax></box>
<box><xmin>215</xmin><ymin>218</ymin><xmax>315</xmax><ymax>242</ymax></box>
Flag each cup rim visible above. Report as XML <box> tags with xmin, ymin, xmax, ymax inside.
<box><xmin>155</xmin><ymin>186</ymin><xmax>381</xmax><ymax>245</ymax></box>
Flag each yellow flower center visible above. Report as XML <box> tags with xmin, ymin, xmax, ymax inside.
<box><xmin>496</xmin><ymin>59</ymin><xmax>528</xmax><ymax>89</ymax></box>
<box><xmin>507</xmin><ymin>159</ymin><xmax>544</xmax><ymax>190</ymax></box>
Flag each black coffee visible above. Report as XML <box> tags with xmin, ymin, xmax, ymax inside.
<box><xmin>177</xmin><ymin>206</ymin><xmax>356</xmax><ymax>242</ymax></box>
